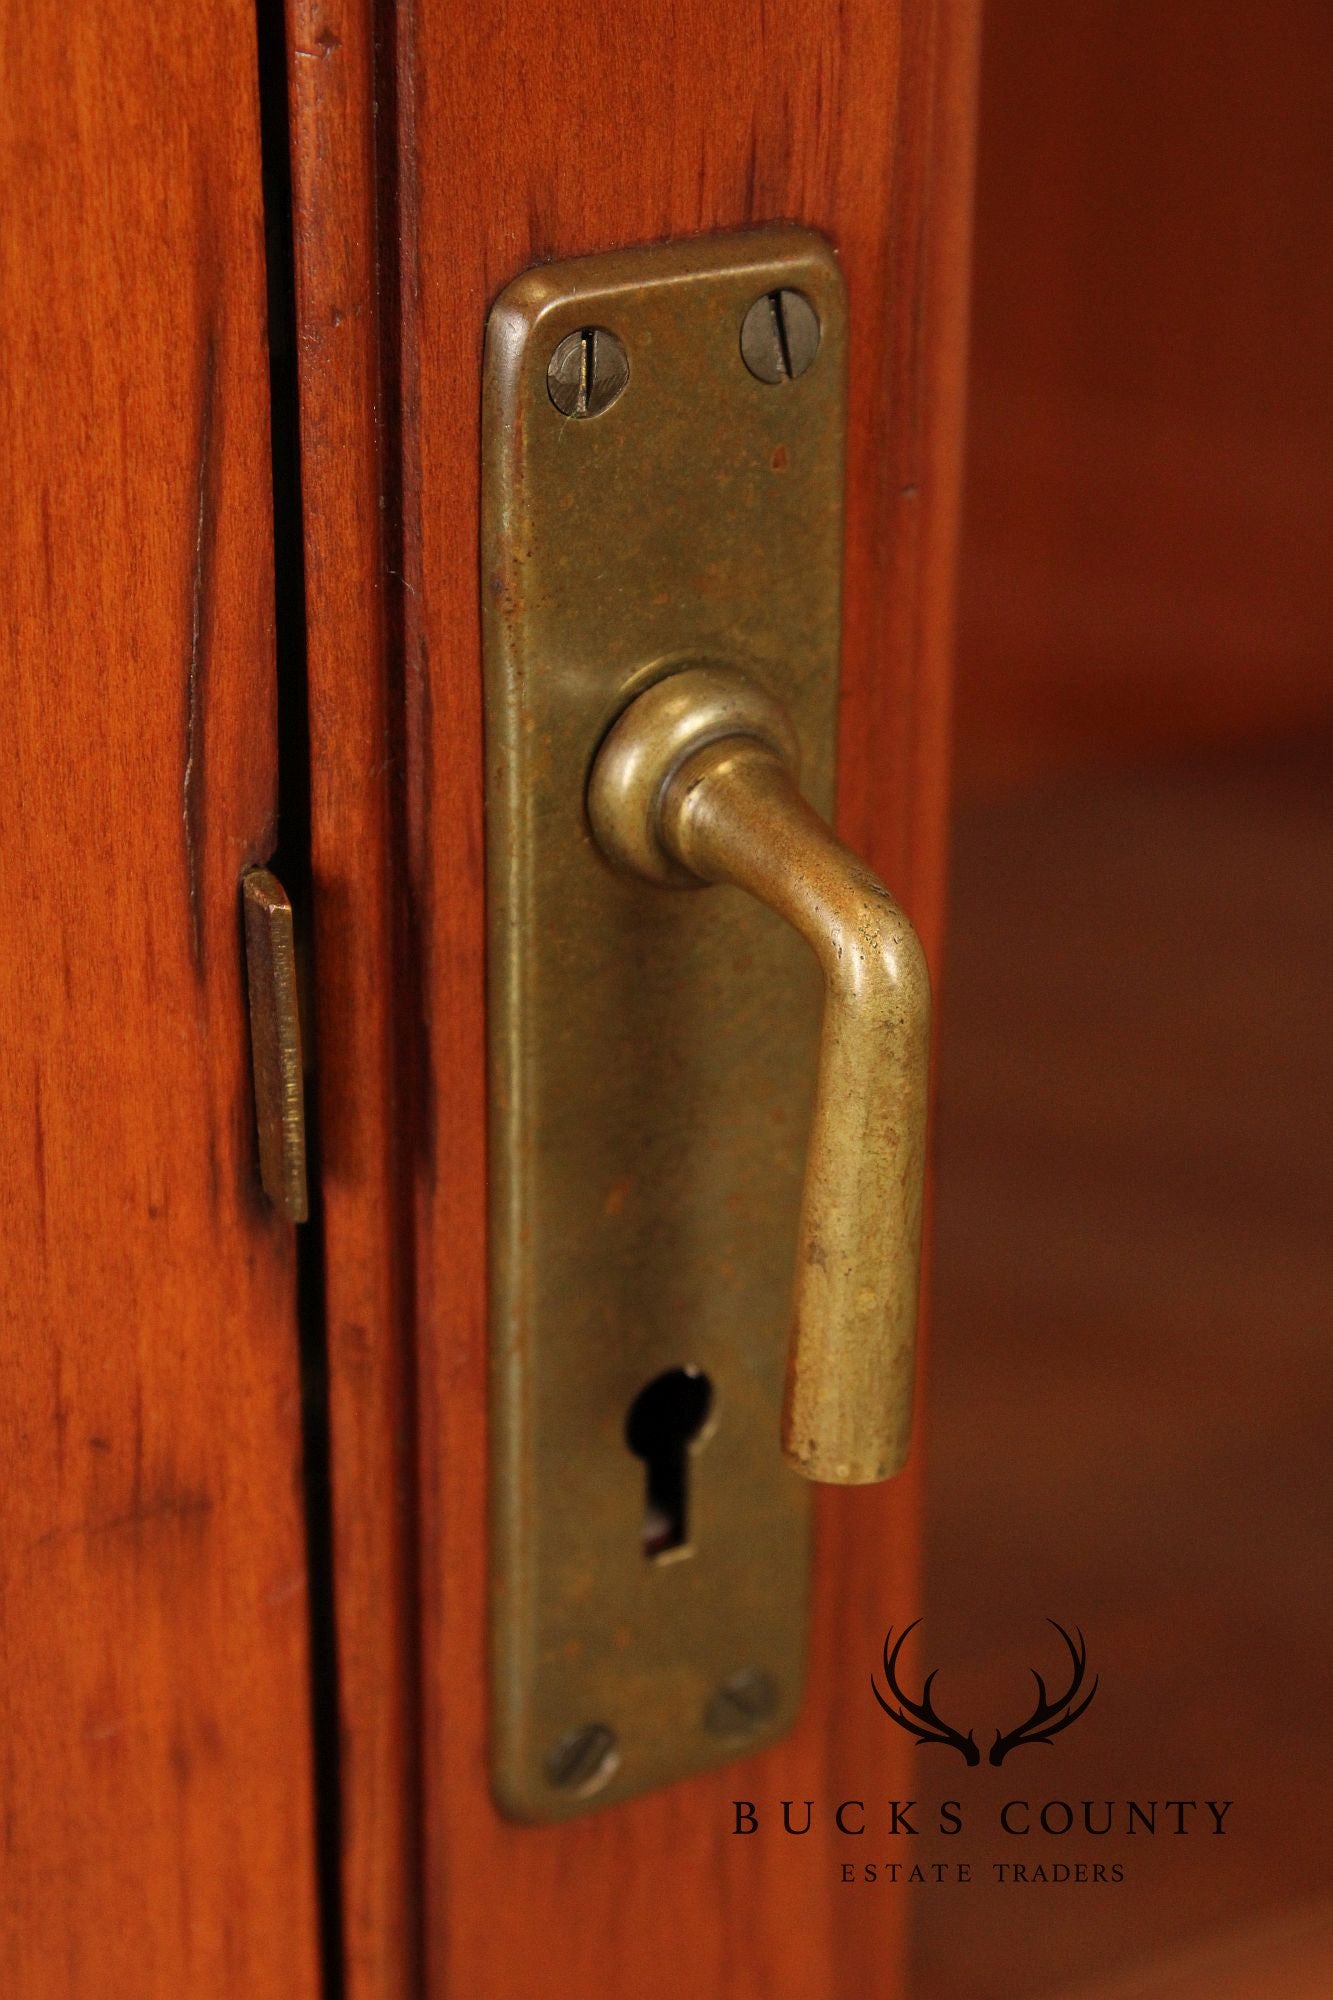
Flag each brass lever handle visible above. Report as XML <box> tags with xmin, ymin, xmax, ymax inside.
<box><xmin>589</xmin><ymin>666</ymin><xmax>931</xmax><ymax>1486</ymax></box>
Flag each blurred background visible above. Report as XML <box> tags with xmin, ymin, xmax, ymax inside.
<box><xmin>917</xmin><ymin>6</ymin><xmax>1332</xmax><ymax>1995</ymax></box>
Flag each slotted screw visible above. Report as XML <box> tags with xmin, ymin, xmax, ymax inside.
<box><xmin>740</xmin><ymin>289</ymin><xmax>821</xmax><ymax>384</ymax></box>
<box><xmin>544</xmin><ymin>1720</ymin><xmax>620</xmax><ymax>1794</ymax></box>
<box><xmin>704</xmin><ymin>1669</ymin><xmax>779</xmax><ymax>1738</ymax></box>
<box><xmin>547</xmin><ymin>327</ymin><xmax>629</xmax><ymax>417</ymax></box>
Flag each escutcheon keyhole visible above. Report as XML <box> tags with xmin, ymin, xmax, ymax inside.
<box><xmin>625</xmin><ymin>1368</ymin><xmax>714</xmax><ymax>1560</ymax></box>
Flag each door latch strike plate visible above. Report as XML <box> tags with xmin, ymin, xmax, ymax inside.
<box><xmin>242</xmin><ymin>866</ymin><xmax>308</xmax><ymax>1224</ymax></box>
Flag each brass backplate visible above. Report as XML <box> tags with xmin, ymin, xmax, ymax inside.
<box><xmin>482</xmin><ymin>230</ymin><xmax>847</xmax><ymax>1820</ymax></box>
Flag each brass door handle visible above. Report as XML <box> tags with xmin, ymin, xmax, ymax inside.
<box><xmin>589</xmin><ymin>665</ymin><xmax>931</xmax><ymax>1485</ymax></box>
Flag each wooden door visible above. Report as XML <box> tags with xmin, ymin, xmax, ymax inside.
<box><xmin>1</xmin><ymin>2</ymin><xmax>320</xmax><ymax>1994</ymax></box>
<box><xmin>3</xmin><ymin>1</ymin><xmax>977</xmax><ymax>1992</ymax></box>
<box><xmin>284</xmin><ymin>2</ymin><xmax>979</xmax><ymax>1996</ymax></box>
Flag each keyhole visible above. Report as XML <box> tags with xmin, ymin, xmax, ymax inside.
<box><xmin>625</xmin><ymin>1367</ymin><xmax>715</xmax><ymax>1561</ymax></box>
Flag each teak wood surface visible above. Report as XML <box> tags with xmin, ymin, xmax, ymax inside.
<box><xmin>286</xmin><ymin>1</ymin><xmax>979</xmax><ymax>1995</ymax></box>
<box><xmin>0</xmin><ymin>2</ymin><xmax>319</xmax><ymax>1993</ymax></box>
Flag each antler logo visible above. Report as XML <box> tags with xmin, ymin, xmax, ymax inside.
<box><xmin>871</xmin><ymin>1623</ymin><xmax>981</xmax><ymax>1764</ymax></box>
<box><xmin>871</xmin><ymin>1619</ymin><xmax>1099</xmax><ymax>1766</ymax></box>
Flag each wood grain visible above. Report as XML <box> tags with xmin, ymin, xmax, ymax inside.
<box><xmin>954</xmin><ymin>1</ymin><xmax>1333</xmax><ymax>793</ymax></box>
<box><xmin>0</xmin><ymin>2</ymin><xmax>320</xmax><ymax>1992</ymax></box>
<box><xmin>284</xmin><ymin>0</ymin><xmax>422</xmax><ymax>1992</ymax></box>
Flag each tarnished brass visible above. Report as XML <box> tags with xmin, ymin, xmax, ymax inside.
<box><xmin>241</xmin><ymin>867</ymin><xmax>308</xmax><ymax>1223</ymax></box>
<box><xmin>483</xmin><ymin>230</ymin><xmax>852</xmax><ymax>1820</ymax></box>
<box><xmin>590</xmin><ymin>667</ymin><xmax>930</xmax><ymax>1483</ymax></box>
